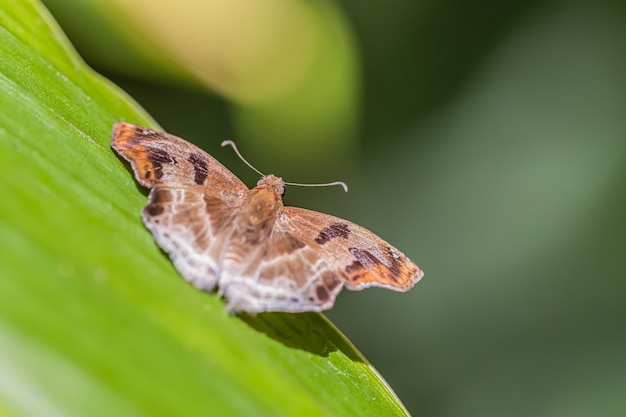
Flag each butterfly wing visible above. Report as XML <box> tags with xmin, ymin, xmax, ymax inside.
<box><xmin>217</xmin><ymin>229</ymin><xmax>346</xmax><ymax>312</ymax></box>
<box><xmin>217</xmin><ymin>207</ymin><xmax>423</xmax><ymax>313</ymax></box>
<box><xmin>111</xmin><ymin>122</ymin><xmax>248</xmax><ymax>291</ymax></box>
<box><xmin>281</xmin><ymin>207</ymin><xmax>423</xmax><ymax>291</ymax></box>
<box><xmin>111</xmin><ymin>122</ymin><xmax>248</xmax><ymax>193</ymax></box>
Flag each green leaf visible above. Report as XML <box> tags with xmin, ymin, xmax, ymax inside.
<box><xmin>0</xmin><ymin>1</ymin><xmax>410</xmax><ymax>416</ymax></box>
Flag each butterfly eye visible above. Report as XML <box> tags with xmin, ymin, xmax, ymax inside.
<box><xmin>280</xmin><ymin>186</ymin><xmax>286</xmax><ymax>198</ymax></box>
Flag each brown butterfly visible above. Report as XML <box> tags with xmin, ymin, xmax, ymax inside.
<box><xmin>111</xmin><ymin>122</ymin><xmax>423</xmax><ymax>313</ymax></box>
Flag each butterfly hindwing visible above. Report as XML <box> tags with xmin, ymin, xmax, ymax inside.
<box><xmin>216</xmin><ymin>230</ymin><xmax>345</xmax><ymax>312</ymax></box>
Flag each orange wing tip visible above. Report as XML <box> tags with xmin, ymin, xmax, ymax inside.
<box><xmin>413</xmin><ymin>267</ymin><xmax>425</xmax><ymax>286</ymax></box>
<box><xmin>392</xmin><ymin>267</ymin><xmax>424</xmax><ymax>292</ymax></box>
<box><xmin>343</xmin><ymin>265</ymin><xmax>424</xmax><ymax>292</ymax></box>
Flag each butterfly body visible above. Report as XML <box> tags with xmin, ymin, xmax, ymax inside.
<box><xmin>239</xmin><ymin>176</ymin><xmax>284</xmax><ymax>240</ymax></box>
<box><xmin>111</xmin><ymin>122</ymin><xmax>423</xmax><ymax>313</ymax></box>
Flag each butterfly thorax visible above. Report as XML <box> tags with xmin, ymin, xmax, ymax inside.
<box><xmin>238</xmin><ymin>175</ymin><xmax>284</xmax><ymax>241</ymax></box>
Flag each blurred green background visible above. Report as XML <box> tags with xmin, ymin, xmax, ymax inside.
<box><xmin>41</xmin><ymin>0</ymin><xmax>626</xmax><ymax>415</ymax></box>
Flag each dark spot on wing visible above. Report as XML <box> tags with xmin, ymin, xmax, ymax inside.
<box><xmin>145</xmin><ymin>189</ymin><xmax>171</xmax><ymax>218</ymax></box>
<box><xmin>349</xmin><ymin>247</ymin><xmax>382</xmax><ymax>267</ymax></box>
<box><xmin>147</xmin><ymin>148</ymin><xmax>176</xmax><ymax>180</ymax></box>
<box><xmin>150</xmin><ymin>188</ymin><xmax>174</xmax><ymax>205</ymax></box>
<box><xmin>345</xmin><ymin>260</ymin><xmax>364</xmax><ymax>274</ymax></box>
<box><xmin>344</xmin><ymin>247</ymin><xmax>397</xmax><ymax>281</ymax></box>
<box><xmin>148</xmin><ymin>148</ymin><xmax>176</xmax><ymax>164</ymax></box>
<box><xmin>187</xmin><ymin>152</ymin><xmax>209</xmax><ymax>185</ymax></box>
<box><xmin>315</xmin><ymin>223</ymin><xmax>350</xmax><ymax>245</ymax></box>
<box><xmin>316</xmin><ymin>286</ymin><xmax>329</xmax><ymax>302</ymax></box>
<box><xmin>322</xmin><ymin>271</ymin><xmax>341</xmax><ymax>290</ymax></box>
<box><xmin>144</xmin><ymin>204</ymin><xmax>164</xmax><ymax>216</ymax></box>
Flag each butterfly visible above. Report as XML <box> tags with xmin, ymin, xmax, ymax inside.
<box><xmin>111</xmin><ymin>122</ymin><xmax>423</xmax><ymax>313</ymax></box>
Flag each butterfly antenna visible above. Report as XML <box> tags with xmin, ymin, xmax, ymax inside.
<box><xmin>283</xmin><ymin>180</ymin><xmax>349</xmax><ymax>193</ymax></box>
<box><xmin>221</xmin><ymin>140</ymin><xmax>265</xmax><ymax>177</ymax></box>
<box><xmin>221</xmin><ymin>140</ymin><xmax>348</xmax><ymax>192</ymax></box>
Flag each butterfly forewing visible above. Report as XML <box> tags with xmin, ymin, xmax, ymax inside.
<box><xmin>280</xmin><ymin>207</ymin><xmax>422</xmax><ymax>292</ymax></box>
<box><xmin>111</xmin><ymin>122</ymin><xmax>248</xmax><ymax>194</ymax></box>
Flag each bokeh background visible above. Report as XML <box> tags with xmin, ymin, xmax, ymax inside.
<box><xmin>42</xmin><ymin>0</ymin><xmax>626</xmax><ymax>415</ymax></box>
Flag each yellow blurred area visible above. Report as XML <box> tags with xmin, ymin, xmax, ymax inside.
<box><xmin>116</xmin><ymin>0</ymin><xmax>316</xmax><ymax>103</ymax></box>
<box><xmin>46</xmin><ymin>0</ymin><xmax>359</xmax><ymax>162</ymax></box>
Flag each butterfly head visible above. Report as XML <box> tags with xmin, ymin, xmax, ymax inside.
<box><xmin>257</xmin><ymin>174</ymin><xmax>285</xmax><ymax>198</ymax></box>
